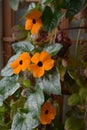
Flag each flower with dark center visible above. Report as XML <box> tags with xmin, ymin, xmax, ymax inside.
<box><xmin>10</xmin><ymin>52</ymin><xmax>31</xmax><ymax>74</ymax></box>
<box><xmin>40</xmin><ymin>101</ymin><xmax>56</xmax><ymax>125</ymax></box>
<box><xmin>25</xmin><ymin>9</ymin><xmax>42</xmax><ymax>34</ymax></box>
<box><xmin>28</xmin><ymin>51</ymin><xmax>54</xmax><ymax>78</ymax></box>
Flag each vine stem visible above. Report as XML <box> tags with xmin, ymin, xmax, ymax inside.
<box><xmin>75</xmin><ymin>19</ymin><xmax>84</xmax><ymax>57</ymax></box>
<box><xmin>4</xmin><ymin>100</ymin><xmax>10</xmax><ymax>109</ymax></box>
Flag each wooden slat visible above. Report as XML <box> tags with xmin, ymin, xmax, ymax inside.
<box><xmin>2</xmin><ymin>0</ymin><xmax>14</xmax><ymax>65</ymax></box>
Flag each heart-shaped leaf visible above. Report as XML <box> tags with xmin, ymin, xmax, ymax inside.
<box><xmin>37</xmin><ymin>67</ymin><xmax>61</xmax><ymax>95</ymax></box>
<box><xmin>27</xmin><ymin>86</ymin><xmax>44</xmax><ymax>117</ymax></box>
<box><xmin>41</xmin><ymin>6</ymin><xmax>62</xmax><ymax>32</ymax></box>
<box><xmin>12</xmin><ymin>41</ymin><xmax>35</xmax><ymax>53</ymax></box>
<box><xmin>44</xmin><ymin>43</ymin><xmax>62</xmax><ymax>56</ymax></box>
<box><xmin>1</xmin><ymin>54</ymin><xmax>20</xmax><ymax>77</ymax></box>
<box><xmin>65</xmin><ymin>116</ymin><xmax>83</xmax><ymax>130</ymax></box>
<box><xmin>11</xmin><ymin>113</ymin><xmax>39</xmax><ymax>130</ymax></box>
<box><xmin>0</xmin><ymin>75</ymin><xmax>20</xmax><ymax>106</ymax></box>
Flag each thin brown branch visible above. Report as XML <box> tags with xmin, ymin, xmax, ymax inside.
<box><xmin>61</xmin><ymin>26</ymin><xmax>87</xmax><ymax>31</ymax></box>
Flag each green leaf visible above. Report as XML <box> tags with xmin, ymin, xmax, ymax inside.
<box><xmin>0</xmin><ymin>126</ymin><xmax>9</xmax><ymax>130</ymax></box>
<box><xmin>27</xmin><ymin>86</ymin><xmax>44</xmax><ymax>117</ymax></box>
<box><xmin>37</xmin><ymin>67</ymin><xmax>61</xmax><ymax>95</ymax></box>
<box><xmin>48</xmin><ymin>6</ymin><xmax>62</xmax><ymax>32</ymax></box>
<box><xmin>9</xmin><ymin>0</ymin><xmax>20</xmax><ymax>11</ymax></box>
<box><xmin>23</xmin><ymin>80</ymin><xmax>31</xmax><ymax>88</ymax></box>
<box><xmin>53</xmin><ymin>103</ymin><xmax>62</xmax><ymax>129</ymax></box>
<box><xmin>0</xmin><ymin>106</ymin><xmax>7</xmax><ymax>113</ymax></box>
<box><xmin>11</xmin><ymin>113</ymin><xmax>39</xmax><ymax>130</ymax></box>
<box><xmin>41</xmin><ymin>6</ymin><xmax>53</xmax><ymax>32</ymax></box>
<box><xmin>45</xmin><ymin>0</ymin><xmax>64</xmax><ymax>7</ymax></box>
<box><xmin>11</xmin><ymin>96</ymin><xmax>26</xmax><ymax>118</ymax></box>
<box><xmin>68</xmin><ymin>93</ymin><xmax>80</xmax><ymax>106</ymax></box>
<box><xmin>44</xmin><ymin>0</ymin><xmax>54</xmax><ymax>5</ymax></box>
<box><xmin>44</xmin><ymin>43</ymin><xmax>63</xmax><ymax>56</ymax></box>
<box><xmin>65</xmin><ymin>116</ymin><xmax>83</xmax><ymax>130</ymax></box>
<box><xmin>0</xmin><ymin>75</ymin><xmax>20</xmax><ymax>106</ymax></box>
<box><xmin>1</xmin><ymin>53</ymin><xmax>20</xmax><ymax>77</ymax></box>
<box><xmin>63</xmin><ymin>0</ymin><xmax>85</xmax><ymax>17</ymax></box>
<box><xmin>13</xmin><ymin>25</ymin><xmax>28</xmax><ymax>40</ymax></box>
<box><xmin>12</xmin><ymin>41</ymin><xmax>35</xmax><ymax>53</ymax></box>
<box><xmin>79</xmin><ymin>87</ymin><xmax>87</xmax><ymax>104</ymax></box>
<box><xmin>41</xmin><ymin>6</ymin><xmax>62</xmax><ymax>32</ymax></box>
<box><xmin>59</xmin><ymin>65</ymin><xmax>66</xmax><ymax>79</ymax></box>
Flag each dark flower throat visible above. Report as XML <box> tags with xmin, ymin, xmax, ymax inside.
<box><xmin>37</xmin><ymin>61</ymin><xmax>43</xmax><ymax>67</ymax></box>
<box><xmin>19</xmin><ymin>60</ymin><xmax>23</xmax><ymax>65</ymax></box>
<box><xmin>32</xmin><ymin>19</ymin><xmax>36</xmax><ymax>24</ymax></box>
<box><xmin>45</xmin><ymin>109</ymin><xmax>49</xmax><ymax>114</ymax></box>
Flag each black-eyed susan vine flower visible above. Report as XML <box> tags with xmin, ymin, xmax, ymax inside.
<box><xmin>25</xmin><ymin>9</ymin><xmax>42</xmax><ymax>34</ymax></box>
<box><xmin>40</xmin><ymin>101</ymin><xmax>56</xmax><ymax>125</ymax></box>
<box><xmin>10</xmin><ymin>52</ymin><xmax>31</xmax><ymax>74</ymax></box>
<box><xmin>28</xmin><ymin>51</ymin><xmax>54</xmax><ymax>78</ymax></box>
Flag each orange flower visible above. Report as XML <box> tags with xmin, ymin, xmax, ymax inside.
<box><xmin>10</xmin><ymin>52</ymin><xmax>31</xmax><ymax>74</ymax></box>
<box><xmin>28</xmin><ymin>51</ymin><xmax>54</xmax><ymax>78</ymax></box>
<box><xmin>40</xmin><ymin>101</ymin><xmax>56</xmax><ymax>125</ymax></box>
<box><xmin>25</xmin><ymin>9</ymin><xmax>42</xmax><ymax>34</ymax></box>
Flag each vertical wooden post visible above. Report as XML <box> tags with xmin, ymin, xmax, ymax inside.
<box><xmin>2</xmin><ymin>0</ymin><xmax>14</xmax><ymax>65</ymax></box>
<box><xmin>60</xmin><ymin>9</ymin><xmax>69</xmax><ymax>37</ymax></box>
<box><xmin>60</xmin><ymin>17</ymin><xmax>69</xmax><ymax>37</ymax></box>
<box><xmin>0</xmin><ymin>1</ymin><xmax>3</xmax><ymax>70</ymax></box>
<box><xmin>58</xmin><ymin>10</ymin><xmax>69</xmax><ymax>121</ymax></box>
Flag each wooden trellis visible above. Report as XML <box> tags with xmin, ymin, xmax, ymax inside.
<box><xmin>2</xmin><ymin>0</ymin><xmax>69</xmax><ymax>121</ymax></box>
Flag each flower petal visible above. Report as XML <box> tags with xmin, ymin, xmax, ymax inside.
<box><xmin>10</xmin><ymin>60</ymin><xmax>19</xmax><ymax>69</ymax></box>
<box><xmin>32</xmin><ymin>10</ymin><xmax>42</xmax><ymax>19</ymax></box>
<box><xmin>49</xmin><ymin>107</ymin><xmax>56</xmax><ymax>119</ymax></box>
<box><xmin>44</xmin><ymin>59</ymin><xmax>54</xmax><ymax>70</ymax></box>
<box><xmin>26</xmin><ymin>10</ymin><xmax>42</xmax><ymax>20</ymax></box>
<box><xmin>21</xmin><ymin>60</ymin><xmax>30</xmax><ymax>71</ymax></box>
<box><xmin>19</xmin><ymin>52</ymin><xmax>31</xmax><ymax>62</ymax></box>
<box><xmin>25</xmin><ymin>19</ymin><xmax>33</xmax><ymax>30</ymax></box>
<box><xmin>31</xmin><ymin>19</ymin><xmax>42</xmax><ymax>34</ymax></box>
<box><xmin>29</xmin><ymin>64</ymin><xmax>44</xmax><ymax>78</ymax></box>
<box><xmin>31</xmin><ymin>53</ymin><xmax>40</xmax><ymax>64</ymax></box>
<box><xmin>40</xmin><ymin>115</ymin><xmax>51</xmax><ymax>125</ymax></box>
<box><xmin>40</xmin><ymin>51</ymin><xmax>51</xmax><ymax>62</ymax></box>
<box><xmin>40</xmin><ymin>52</ymin><xmax>54</xmax><ymax>70</ymax></box>
<box><xmin>13</xmin><ymin>66</ymin><xmax>21</xmax><ymax>74</ymax></box>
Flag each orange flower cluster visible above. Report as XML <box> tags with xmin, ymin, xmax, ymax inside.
<box><xmin>40</xmin><ymin>101</ymin><xmax>56</xmax><ymax>125</ymax></box>
<box><xmin>10</xmin><ymin>51</ymin><xmax>54</xmax><ymax>78</ymax></box>
<box><xmin>25</xmin><ymin>9</ymin><xmax>42</xmax><ymax>34</ymax></box>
